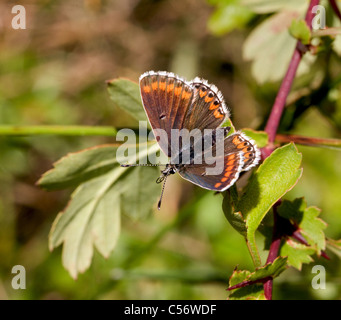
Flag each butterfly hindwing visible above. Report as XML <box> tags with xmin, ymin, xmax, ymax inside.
<box><xmin>178</xmin><ymin>151</ymin><xmax>244</xmax><ymax>191</ymax></box>
<box><xmin>178</xmin><ymin>132</ymin><xmax>260</xmax><ymax>190</ymax></box>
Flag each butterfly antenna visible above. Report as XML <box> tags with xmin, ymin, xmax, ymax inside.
<box><xmin>157</xmin><ymin>174</ymin><xmax>168</xmax><ymax>210</ymax></box>
<box><xmin>121</xmin><ymin>163</ymin><xmax>164</xmax><ymax>167</ymax></box>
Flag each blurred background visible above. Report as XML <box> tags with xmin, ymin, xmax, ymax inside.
<box><xmin>0</xmin><ymin>0</ymin><xmax>341</xmax><ymax>299</ymax></box>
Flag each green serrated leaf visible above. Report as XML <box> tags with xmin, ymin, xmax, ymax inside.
<box><xmin>249</xmin><ymin>256</ymin><xmax>287</xmax><ymax>281</ymax></box>
<box><xmin>278</xmin><ymin>198</ymin><xmax>327</xmax><ymax>254</ymax></box>
<box><xmin>228</xmin><ymin>257</ymin><xmax>287</xmax><ymax>299</ymax></box>
<box><xmin>107</xmin><ymin>78</ymin><xmax>147</xmax><ymax>123</ymax></box>
<box><xmin>50</xmin><ymin>169</ymin><xmax>124</xmax><ymax>279</ymax></box>
<box><xmin>241</xmin><ymin>129</ymin><xmax>268</xmax><ymax>148</ymax></box>
<box><xmin>38</xmin><ymin>144</ymin><xmax>120</xmax><ymax>190</ymax></box>
<box><xmin>289</xmin><ymin>19</ymin><xmax>311</xmax><ymax>45</ymax></box>
<box><xmin>48</xmin><ymin>142</ymin><xmax>161</xmax><ymax>278</ymax></box>
<box><xmin>280</xmin><ymin>239</ymin><xmax>315</xmax><ymax>270</ymax></box>
<box><xmin>236</xmin><ymin>143</ymin><xmax>302</xmax><ymax>266</ymax></box>
<box><xmin>228</xmin><ymin>269</ymin><xmax>265</xmax><ymax>300</ymax></box>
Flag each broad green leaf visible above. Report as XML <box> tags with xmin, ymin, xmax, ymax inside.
<box><xmin>208</xmin><ymin>1</ymin><xmax>254</xmax><ymax>35</ymax></box>
<box><xmin>243</xmin><ymin>11</ymin><xmax>316</xmax><ymax>83</ymax></box>
<box><xmin>240</xmin><ymin>0</ymin><xmax>306</xmax><ymax>14</ymax></box>
<box><xmin>278</xmin><ymin>198</ymin><xmax>327</xmax><ymax>254</ymax></box>
<box><xmin>120</xmin><ymin>165</ymin><xmax>162</xmax><ymax>220</ymax></box>
<box><xmin>241</xmin><ymin>129</ymin><xmax>268</xmax><ymax>148</ymax></box>
<box><xmin>38</xmin><ymin>144</ymin><xmax>120</xmax><ymax>190</ymax></box>
<box><xmin>236</xmin><ymin>143</ymin><xmax>302</xmax><ymax>266</ymax></box>
<box><xmin>107</xmin><ymin>78</ymin><xmax>147</xmax><ymax>123</ymax></box>
<box><xmin>48</xmin><ymin>142</ymin><xmax>161</xmax><ymax>278</ymax></box>
<box><xmin>280</xmin><ymin>240</ymin><xmax>315</xmax><ymax>270</ymax></box>
<box><xmin>289</xmin><ymin>19</ymin><xmax>311</xmax><ymax>45</ymax></box>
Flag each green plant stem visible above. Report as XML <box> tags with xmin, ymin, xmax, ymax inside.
<box><xmin>0</xmin><ymin>125</ymin><xmax>117</xmax><ymax>136</ymax></box>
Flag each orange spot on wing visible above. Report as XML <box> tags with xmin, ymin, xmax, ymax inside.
<box><xmin>221</xmin><ymin>177</ymin><xmax>228</xmax><ymax>182</ymax></box>
<box><xmin>205</xmin><ymin>95</ymin><xmax>214</xmax><ymax>103</ymax></box>
<box><xmin>182</xmin><ymin>90</ymin><xmax>192</xmax><ymax>100</ymax></box>
<box><xmin>199</xmin><ymin>89</ymin><xmax>207</xmax><ymax>98</ymax></box>
<box><xmin>209</xmin><ymin>102</ymin><xmax>219</xmax><ymax>110</ymax></box>
<box><xmin>232</xmin><ymin>136</ymin><xmax>242</xmax><ymax>145</ymax></box>
<box><xmin>167</xmin><ymin>83</ymin><xmax>175</xmax><ymax>92</ymax></box>
<box><xmin>143</xmin><ymin>85</ymin><xmax>151</xmax><ymax>93</ymax></box>
<box><xmin>224</xmin><ymin>171</ymin><xmax>232</xmax><ymax>178</ymax></box>
<box><xmin>227</xmin><ymin>154</ymin><xmax>236</xmax><ymax>161</ymax></box>
<box><xmin>174</xmin><ymin>86</ymin><xmax>182</xmax><ymax>96</ymax></box>
<box><xmin>214</xmin><ymin>182</ymin><xmax>222</xmax><ymax>188</ymax></box>
<box><xmin>214</xmin><ymin>110</ymin><xmax>224</xmax><ymax>119</ymax></box>
<box><xmin>159</xmin><ymin>81</ymin><xmax>166</xmax><ymax>91</ymax></box>
<box><xmin>152</xmin><ymin>82</ymin><xmax>158</xmax><ymax>91</ymax></box>
<box><xmin>226</xmin><ymin>160</ymin><xmax>235</xmax><ymax>166</ymax></box>
<box><xmin>225</xmin><ymin>165</ymin><xmax>234</xmax><ymax>172</ymax></box>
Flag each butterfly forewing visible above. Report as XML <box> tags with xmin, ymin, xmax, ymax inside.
<box><xmin>140</xmin><ymin>71</ymin><xmax>193</xmax><ymax>157</ymax></box>
<box><xmin>183</xmin><ymin>79</ymin><xmax>229</xmax><ymax>132</ymax></box>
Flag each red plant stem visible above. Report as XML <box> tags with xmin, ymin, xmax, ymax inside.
<box><xmin>264</xmin><ymin>50</ymin><xmax>302</xmax><ymax>145</ymax></box>
<box><xmin>228</xmin><ymin>276</ymin><xmax>272</xmax><ymax>291</ymax></box>
<box><xmin>329</xmin><ymin>0</ymin><xmax>341</xmax><ymax>22</ymax></box>
<box><xmin>263</xmin><ymin>201</ymin><xmax>282</xmax><ymax>300</ymax></box>
<box><xmin>263</xmin><ymin>0</ymin><xmax>320</xmax><ymax>148</ymax></box>
<box><xmin>261</xmin><ymin>0</ymin><xmax>320</xmax><ymax>299</ymax></box>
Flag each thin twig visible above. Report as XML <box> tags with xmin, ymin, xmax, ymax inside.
<box><xmin>275</xmin><ymin>133</ymin><xmax>341</xmax><ymax>149</ymax></box>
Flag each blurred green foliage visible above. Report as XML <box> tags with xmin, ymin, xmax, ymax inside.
<box><xmin>0</xmin><ymin>0</ymin><xmax>341</xmax><ymax>300</ymax></box>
